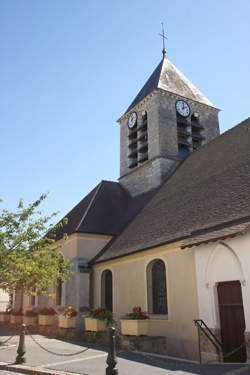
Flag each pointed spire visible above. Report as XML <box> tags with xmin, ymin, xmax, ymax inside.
<box><xmin>124</xmin><ymin>58</ymin><xmax>214</xmax><ymax>115</ymax></box>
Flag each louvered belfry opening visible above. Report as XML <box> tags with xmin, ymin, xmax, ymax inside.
<box><xmin>128</xmin><ymin>119</ymin><xmax>138</xmax><ymax>168</ymax></box>
<box><xmin>138</xmin><ymin>111</ymin><xmax>148</xmax><ymax>164</ymax></box>
<box><xmin>191</xmin><ymin>113</ymin><xmax>205</xmax><ymax>150</ymax></box>
<box><xmin>177</xmin><ymin>113</ymin><xmax>191</xmax><ymax>157</ymax></box>
<box><xmin>177</xmin><ymin>112</ymin><xmax>206</xmax><ymax>157</ymax></box>
<box><xmin>128</xmin><ymin>111</ymin><xmax>148</xmax><ymax>169</ymax></box>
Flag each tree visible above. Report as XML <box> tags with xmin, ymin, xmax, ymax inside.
<box><xmin>0</xmin><ymin>193</ymin><xmax>71</xmax><ymax>300</ymax></box>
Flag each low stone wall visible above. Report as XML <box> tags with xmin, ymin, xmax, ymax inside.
<box><xmin>4</xmin><ymin>323</ymin><xmax>167</xmax><ymax>356</ymax></box>
<box><xmin>28</xmin><ymin>324</ymin><xmax>111</xmax><ymax>347</ymax></box>
<box><xmin>244</xmin><ymin>331</ymin><xmax>250</xmax><ymax>361</ymax></box>
<box><xmin>121</xmin><ymin>335</ymin><xmax>167</xmax><ymax>355</ymax></box>
<box><xmin>199</xmin><ymin>327</ymin><xmax>221</xmax><ymax>363</ymax></box>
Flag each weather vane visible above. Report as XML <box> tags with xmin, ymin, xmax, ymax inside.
<box><xmin>159</xmin><ymin>21</ymin><xmax>167</xmax><ymax>57</ymax></box>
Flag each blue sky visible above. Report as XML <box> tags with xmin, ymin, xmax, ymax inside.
<box><xmin>1</xmin><ymin>0</ymin><xmax>250</xmax><ymax>220</ymax></box>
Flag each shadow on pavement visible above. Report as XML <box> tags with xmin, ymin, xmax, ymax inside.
<box><xmin>118</xmin><ymin>351</ymin><xmax>250</xmax><ymax>375</ymax></box>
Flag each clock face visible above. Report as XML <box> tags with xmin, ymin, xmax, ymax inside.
<box><xmin>127</xmin><ymin>112</ymin><xmax>137</xmax><ymax>129</ymax></box>
<box><xmin>176</xmin><ymin>100</ymin><xmax>190</xmax><ymax>117</ymax></box>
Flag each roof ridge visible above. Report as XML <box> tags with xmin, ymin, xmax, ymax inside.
<box><xmin>100</xmin><ymin>179</ymin><xmax>118</xmax><ymax>184</ymax></box>
<box><xmin>125</xmin><ymin>59</ymin><xmax>164</xmax><ymax>114</ymax></box>
<box><xmin>75</xmin><ymin>181</ymin><xmax>103</xmax><ymax>231</ymax></box>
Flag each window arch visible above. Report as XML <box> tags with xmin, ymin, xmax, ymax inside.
<box><xmin>30</xmin><ymin>289</ymin><xmax>36</xmax><ymax>306</ymax></box>
<box><xmin>56</xmin><ymin>278</ymin><xmax>63</xmax><ymax>306</ymax></box>
<box><xmin>147</xmin><ymin>259</ymin><xmax>168</xmax><ymax>314</ymax></box>
<box><xmin>55</xmin><ymin>254</ymin><xmax>64</xmax><ymax>306</ymax></box>
<box><xmin>101</xmin><ymin>269</ymin><xmax>113</xmax><ymax>312</ymax></box>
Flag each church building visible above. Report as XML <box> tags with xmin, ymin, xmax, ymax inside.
<box><xmin>21</xmin><ymin>49</ymin><xmax>250</xmax><ymax>363</ymax></box>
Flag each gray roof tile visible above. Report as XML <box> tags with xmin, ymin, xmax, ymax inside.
<box><xmin>126</xmin><ymin>57</ymin><xmax>214</xmax><ymax>114</ymax></box>
<box><xmin>53</xmin><ymin>180</ymin><xmax>155</xmax><ymax>240</ymax></box>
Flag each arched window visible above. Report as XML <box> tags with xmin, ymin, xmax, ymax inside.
<box><xmin>30</xmin><ymin>289</ymin><xmax>36</xmax><ymax>306</ymax></box>
<box><xmin>56</xmin><ymin>278</ymin><xmax>62</xmax><ymax>306</ymax></box>
<box><xmin>55</xmin><ymin>255</ymin><xmax>64</xmax><ymax>306</ymax></box>
<box><xmin>101</xmin><ymin>270</ymin><xmax>113</xmax><ymax>312</ymax></box>
<box><xmin>147</xmin><ymin>259</ymin><xmax>168</xmax><ymax>314</ymax></box>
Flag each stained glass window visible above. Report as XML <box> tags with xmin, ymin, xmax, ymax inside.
<box><xmin>151</xmin><ymin>260</ymin><xmax>168</xmax><ymax>314</ymax></box>
<box><xmin>102</xmin><ymin>270</ymin><xmax>113</xmax><ymax>312</ymax></box>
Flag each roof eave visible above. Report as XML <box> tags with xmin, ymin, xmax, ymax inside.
<box><xmin>117</xmin><ymin>88</ymin><xmax>220</xmax><ymax>123</ymax></box>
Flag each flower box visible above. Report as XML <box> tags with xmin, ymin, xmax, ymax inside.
<box><xmin>38</xmin><ymin>314</ymin><xmax>54</xmax><ymax>326</ymax></box>
<box><xmin>120</xmin><ymin>319</ymin><xmax>149</xmax><ymax>336</ymax></box>
<box><xmin>84</xmin><ymin>317</ymin><xmax>107</xmax><ymax>332</ymax></box>
<box><xmin>10</xmin><ymin>315</ymin><xmax>23</xmax><ymax>324</ymax></box>
<box><xmin>0</xmin><ymin>313</ymin><xmax>10</xmax><ymax>323</ymax></box>
<box><xmin>58</xmin><ymin>315</ymin><xmax>77</xmax><ymax>329</ymax></box>
<box><xmin>23</xmin><ymin>316</ymin><xmax>37</xmax><ymax>326</ymax></box>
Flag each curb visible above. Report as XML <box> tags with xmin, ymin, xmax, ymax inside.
<box><xmin>0</xmin><ymin>362</ymin><xmax>80</xmax><ymax>375</ymax></box>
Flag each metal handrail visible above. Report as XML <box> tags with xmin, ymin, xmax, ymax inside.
<box><xmin>194</xmin><ymin>319</ymin><xmax>223</xmax><ymax>363</ymax></box>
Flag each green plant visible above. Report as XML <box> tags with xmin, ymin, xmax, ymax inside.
<box><xmin>39</xmin><ymin>307</ymin><xmax>57</xmax><ymax>316</ymax></box>
<box><xmin>121</xmin><ymin>306</ymin><xmax>149</xmax><ymax>320</ymax></box>
<box><xmin>0</xmin><ymin>193</ymin><xmax>71</xmax><ymax>297</ymax></box>
<box><xmin>87</xmin><ymin>307</ymin><xmax>114</xmax><ymax>327</ymax></box>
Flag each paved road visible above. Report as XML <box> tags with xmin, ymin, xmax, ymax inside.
<box><xmin>0</xmin><ymin>372</ymin><xmax>26</xmax><ymax>375</ymax></box>
<box><xmin>0</xmin><ymin>327</ymin><xmax>250</xmax><ymax>375</ymax></box>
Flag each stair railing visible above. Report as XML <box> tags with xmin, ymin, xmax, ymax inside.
<box><xmin>194</xmin><ymin>319</ymin><xmax>223</xmax><ymax>363</ymax></box>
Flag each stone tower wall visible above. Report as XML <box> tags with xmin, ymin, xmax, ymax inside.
<box><xmin>119</xmin><ymin>89</ymin><xmax>220</xmax><ymax>196</ymax></box>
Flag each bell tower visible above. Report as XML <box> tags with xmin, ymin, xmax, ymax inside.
<box><xmin>118</xmin><ymin>56</ymin><xmax>220</xmax><ymax>197</ymax></box>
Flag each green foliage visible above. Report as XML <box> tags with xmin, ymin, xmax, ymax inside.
<box><xmin>0</xmin><ymin>193</ymin><xmax>71</xmax><ymax>296</ymax></box>
<box><xmin>87</xmin><ymin>307</ymin><xmax>114</xmax><ymax>327</ymax></box>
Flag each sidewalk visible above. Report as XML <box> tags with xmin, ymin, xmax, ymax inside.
<box><xmin>0</xmin><ymin>325</ymin><xmax>250</xmax><ymax>375</ymax></box>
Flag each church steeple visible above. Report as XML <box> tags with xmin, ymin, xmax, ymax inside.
<box><xmin>125</xmin><ymin>57</ymin><xmax>214</xmax><ymax>115</ymax></box>
<box><xmin>118</xmin><ymin>56</ymin><xmax>220</xmax><ymax>197</ymax></box>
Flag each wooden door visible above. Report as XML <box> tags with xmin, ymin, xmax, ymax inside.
<box><xmin>217</xmin><ymin>281</ymin><xmax>246</xmax><ymax>362</ymax></box>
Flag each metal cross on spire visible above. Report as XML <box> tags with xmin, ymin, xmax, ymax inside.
<box><xmin>159</xmin><ymin>21</ymin><xmax>167</xmax><ymax>58</ymax></box>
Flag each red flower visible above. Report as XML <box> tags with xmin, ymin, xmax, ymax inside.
<box><xmin>63</xmin><ymin>306</ymin><xmax>77</xmax><ymax>318</ymax></box>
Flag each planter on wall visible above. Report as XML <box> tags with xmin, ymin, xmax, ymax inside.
<box><xmin>10</xmin><ymin>315</ymin><xmax>23</xmax><ymax>325</ymax></box>
<box><xmin>38</xmin><ymin>314</ymin><xmax>55</xmax><ymax>326</ymax></box>
<box><xmin>120</xmin><ymin>319</ymin><xmax>149</xmax><ymax>336</ymax></box>
<box><xmin>0</xmin><ymin>313</ymin><xmax>10</xmax><ymax>323</ymax></box>
<box><xmin>58</xmin><ymin>315</ymin><xmax>77</xmax><ymax>329</ymax></box>
<box><xmin>23</xmin><ymin>316</ymin><xmax>38</xmax><ymax>326</ymax></box>
<box><xmin>84</xmin><ymin>317</ymin><xmax>107</xmax><ymax>332</ymax></box>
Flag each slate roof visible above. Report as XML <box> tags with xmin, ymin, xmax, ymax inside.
<box><xmin>54</xmin><ymin>180</ymin><xmax>155</xmax><ymax>240</ymax></box>
<box><xmin>181</xmin><ymin>220</ymin><xmax>250</xmax><ymax>249</ymax></box>
<box><xmin>94</xmin><ymin>118</ymin><xmax>250</xmax><ymax>263</ymax></box>
<box><xmin>125</xmin><ymin>57</ymin><xmax>214</xmax><ymax>114</ymax></box>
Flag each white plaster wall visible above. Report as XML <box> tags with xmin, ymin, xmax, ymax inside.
<box><xmin>194</xmin><ymin>231</ymin><xmax>250</xmax><ymax>330</ymax></box>
<box><xmin>0</xmin><ymin>289</ymin><xmax>9</xmax><ymax>310</ymax></box>
<box><xmin>93</xmin><ymin>245</ymin><xmax>199</xmax><ymax>360</ymax></box>
<box><xmin>59</xmin><ymin>235</ymin><xmax>78</xmax><ymax>259</ymax></box>
<box><xmin>76</xmin><ymin>235</ymin><xmax>111</xmax><ymax>260</ymax></box>
<box><xmin>22</xmin><ymin>234</ymin><xmax>112</xmax><ymax>314</ymax></box>
<box><xmin>36</xmin><ymin>234</ymin><xmax>112</xmax><ymax>312</ymax></box>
